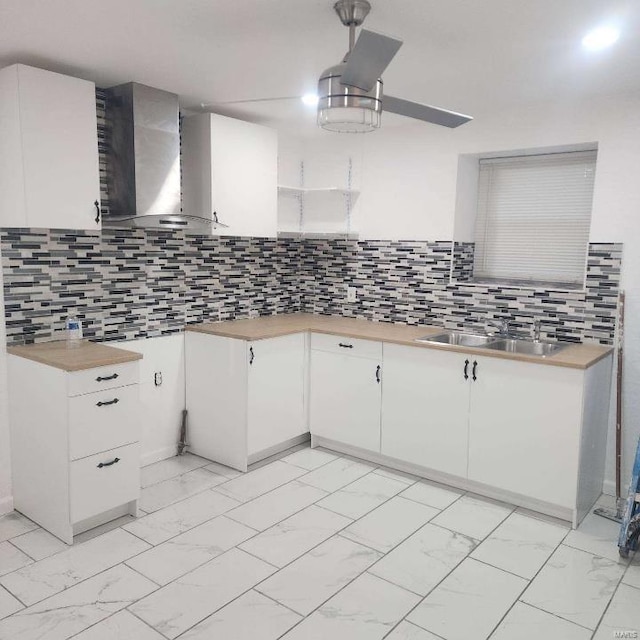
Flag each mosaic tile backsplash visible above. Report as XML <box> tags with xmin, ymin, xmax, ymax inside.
<box><xmin>0</xmin><ymin>229</ymin><xmax>621</xmax><ymax>347</ymax></box>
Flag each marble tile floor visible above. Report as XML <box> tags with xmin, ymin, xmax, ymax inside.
<box><xmin>0</xmin><ymin>446</ymin><xmax>637</xmax><ymax>640</ymax></box>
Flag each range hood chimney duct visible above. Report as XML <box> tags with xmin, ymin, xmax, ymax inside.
<box><xmin>104</xmin><ymin>82</ymin><xmax>212</xmax><ymax>233</ymax></box>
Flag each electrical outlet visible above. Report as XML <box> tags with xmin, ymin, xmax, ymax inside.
<box><xmin>347</xmin><ymin>286</ymin><xmax>357</xmax><ymax>303</ymax></box>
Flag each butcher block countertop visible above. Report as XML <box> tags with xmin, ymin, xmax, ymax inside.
<box><xmin>186</xmin><ymin>313</ymin><xmax>613</xmax><ymax>370</ymax></box>
<box><xmin>7</xmin><ymin>340</ymin><xmax>142</xmax><ymax>372</ymax></box>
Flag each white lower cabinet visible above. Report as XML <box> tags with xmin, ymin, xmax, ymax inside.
<box><xmin>185</xmin><ymin>331</ymin><xmax>307</xmax><ymax>471</ymax></box>
<box><xmin>8</xmin><ymin>357</ymin><xmax>141</xmax><ymax>544</ymax></box>
<box><xmin>310</xmin><ymin>334</ymin><xmax>382</xmax><ymax>452</ymax></box>
<box><xmin>467</xmin><ymin>356</ymin><xmax>587</xmax><ymax>511</ymax></box>
<box><xmin>381</xmin><ymin>344</ymin><xmax>470</xmax><ymax>478</ymax></box>
<box><xmin>379</xmin><ymin>347</ymin><xmax>612</xmax><ymax>524</ymax></box>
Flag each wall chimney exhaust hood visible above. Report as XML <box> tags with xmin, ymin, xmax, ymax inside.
<box><xmin>104</xmin><ymin>82</ymin><xmax>222</xmax><ymax>233</ymax></box>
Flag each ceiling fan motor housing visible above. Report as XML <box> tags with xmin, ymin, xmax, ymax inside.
<box><xmin>317</xmin><ymin>61</ymin><xmax>382</xmax><ymax>132</ymax></box>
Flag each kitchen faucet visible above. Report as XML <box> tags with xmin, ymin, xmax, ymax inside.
<box><xmin>486</xmin><ymin>318</ymin><xmax>511</xmax><ymax>337</ymax></box>
<box><xmin>533</xmin><ymin>319</ymin><xmax>541</xmax><ymax>343</ymax></box>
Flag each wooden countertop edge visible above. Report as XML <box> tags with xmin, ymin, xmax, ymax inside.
<box><xmin>186</xmin><ymin>318</ymin><xmax>613</xmax><ymax>370</ymax></box>
<box><xmin>7</xmin><ymin>343</ymin><xmax>143</xmax><ymax>372</ymax></box>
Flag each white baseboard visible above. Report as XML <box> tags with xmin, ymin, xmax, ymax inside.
<box><xmin>140</xmin><ymin>445</ymin><xmax>178</xmax><ymax>468</ymax></box>
<box><xmin>0</xmin><ymin>495</ymin><xmax>14</xmax><ymax>516</ymax></box>
<box><xmin>602</xmin><ymin>479</ymin><xmax>616</xmax><ymax>496</ymax></box>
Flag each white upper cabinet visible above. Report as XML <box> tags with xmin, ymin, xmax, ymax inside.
<box><xmin>182</xmin><ymin>113</ymin><xmax>278</xmax><ymax>238</ymax></box>
<box><xmin>0</xmin><ymin>64</ymin><xmax>101</xmax><ymax>230</ymax></box>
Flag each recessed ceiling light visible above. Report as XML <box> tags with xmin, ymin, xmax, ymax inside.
<box><xmin>301</xmin><ymin>93</ymin><xmax>319</xmax><ymax>107</ymax></box>
<box><xmin>582</xmin><ymin>26</ymin><xmax>620</xmax><ymax>51</ymax></box>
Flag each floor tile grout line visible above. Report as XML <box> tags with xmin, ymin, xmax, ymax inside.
<box><xmin>385</xmin><ymin>499</ymin><xmax>531</xmax><ymax>639</ymax></box>
<box><xmin>65</xmin><ymin>606</ymin><xmax>164</xmax><ymax>640</ymax></box>
<box><xmin>337</xmin><ymin>499</ymin><xmax>443</xmax><ymax>556</ymax></box>
<box><xmin>255</xmin><ymin>588</ymin><xmax>306</xmax><ymax>618</ymax></box>
<box><xmin>140</xmin><ymin>454</ymin><xmax>212</xmax><ymax>490</ymax></box>
<box><xmin>123</xmin><ymin>562</ymin><xmax>163</xmax><ymax>588</ymax></box>
<box><xmin>484</xmin><ymin>522</ymin><xmax>590</xmax><ymax>639</ymax></box>
<box><xmin>0</xmin><ymin>582</ymin><xmax>28</xmax><ymax>611</ymax></box>
<box><xmin>2</xmin><ymin>538</ymin><xmax>35</xmax><ymax>568</ymax></box>
<box><xmin>588</xmin><ymin>554</ymin><xmax>636</xmax><ymax>638</ymax></box>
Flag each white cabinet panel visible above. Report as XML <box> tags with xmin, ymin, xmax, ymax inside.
<box><xmin>69</xmin><ymin>384</ymin><xmax>140</xmax><ymax>461</ymax></box>
<box><xmin>310</xmin><ymin>348</ymin><xmax>381</xmax><ymax>452</ymax></box>
<box><xmin>67</xmin><ymin>361</ymin><xmax>139</xmax><ymax>397</ymax></box>
<box><xmin>247</xmin><ymin>334</ymin><xmax>306</xmax><ymax>455</ymax></box>
<box><xmin>0</xmin><ymin>64</ymin><xmax>100</xmax><ymax>230</ymax></box>
<box><xmin>182</xmin><ymin>113</ymin><xmax>277</xmax><ymax>237</ymax></box>
<box><xmin>467</xmin><ymin>356</ymin><xmax>584</xmax><ymax>508</ymax></box>
<box><xmin>381</xmin><ymin>344</ymin><xmax>470</xmax><ymax>477</ymax></box>
<box><xmin>185</xmin><ymin>331</ymin><xmax>307</xmax><ymax>471</ymax></box>
<box><xmin>70</xmin><ymin>443</ymin><xmax>140</xmax><ymax>523</ymax></box>
<box><xmin>310</xmin><ymin>333</ymin><xmax>382</xmax><ymax>359</ymax></box>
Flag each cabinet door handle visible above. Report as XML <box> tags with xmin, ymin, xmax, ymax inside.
<box><xmin>375</xmin><ymin>365</ymin><xmax>381</xmax><ymax>383</ymax></box>
<box><xmin>94</xmin><ymin>200</ymin><xmax>101</xmax><ymax>224</ymax></box>
<box><xmin>464</xmin><ymin>359</ymin><xmax>469</xmax><ymax>380</ymax></box>
<box><xmin>472</xmin><ymin>360</ymin><xmax>478</xmax><ymax>381</ymax></box>
<box><xmin>249</xmin><ymin>347</ymin><xmax>254</xmax><ymax>365</ymax></box>
<box><xmin>338</xmin><ymin>343</ymin><xmax>354</xmax><ymax>349</ymax></box>
<box><xmin>96</xmin><ymin>373</ymin><xmax>119</xmax><ymax>382</ymax></box>
<box><xmin>97</xmin><ymin>457</ymin><xmax>120</xmax><ymax>468</ymax></box>
<box><xmin>96</xmin><ymin>398</ymin><xmax>119</xmax><ymax>407</ymax></box>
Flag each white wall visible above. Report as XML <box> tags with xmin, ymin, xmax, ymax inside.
<box><xmin>0</xmin><ymin>245</ymin><xmax>12</xmax><ymax>515</ymax></box>
<box><xmin>121</xmin><ymin>334</ymin><xmax>186</xmax><ymax>467</ymax></box>
<box><xmin>284</xmin><ymin>94</ymin><xmax>640</xmax><ymax>494</ymax></box>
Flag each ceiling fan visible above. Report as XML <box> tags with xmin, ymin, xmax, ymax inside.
<box><xmin>204</xmin><ymin>0</ymin><xmax>473</xmax><ymax>133</ymax></box>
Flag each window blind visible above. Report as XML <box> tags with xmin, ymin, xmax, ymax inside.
<box><xmin>473</xmin><ymin>150</ymin><xmax>596</xmax><ymax>287</ymax></box>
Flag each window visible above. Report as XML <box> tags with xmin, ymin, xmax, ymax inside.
<box><xmin>473</xmin><ymin>150</ymin><xmax>596</xmax><ymax>287</ymax></box>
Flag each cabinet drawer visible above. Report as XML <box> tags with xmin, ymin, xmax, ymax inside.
<box><xmin>70</xmin><ymin>442</ymin><xmax>139</xmax><ymax>523</ymax></box>
<box><xmin>69</xmin><ymin>384</ymin><xmax>140</xmax><ymax>460</ymax></box>
<box><xmin>67</xmin><ymin>362</ymin><xmax>139</xmax><ymax>397</ymax></box>
<box><xmin>311</xmin><ymin>333</ymin><xmax>382</xmax><ymax>360</ymax></box>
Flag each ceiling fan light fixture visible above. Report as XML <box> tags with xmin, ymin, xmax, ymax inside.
<box><xmin>317</xmin><ymin>63</ymin><xmax>382</xmax><ymax>133</ymax></box>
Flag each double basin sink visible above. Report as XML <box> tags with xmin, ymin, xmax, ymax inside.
<box><xmin>415</xmin><ymin>331</ymin><xmax>567</xmax><ymax>357</ymax></box>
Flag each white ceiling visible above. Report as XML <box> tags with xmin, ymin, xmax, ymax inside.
<box><xmin>1</xmin><ymin>0</ymin><xmax>639</xmax><ymax>136</ymax></box>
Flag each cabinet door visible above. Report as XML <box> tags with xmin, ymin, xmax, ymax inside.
<box><xmin>247</xmin><ymin>333</ymin><xmax>307</xmax><ymax>455</ymax></box>
<box><xmin>209</xmin><ymin>114</ymin><xmax>277</xmax><ymax>238</ymax></box>
<box><xmin>381</xmin><ymin>344</ymin><xmax>471</xmax><ymax>477</ymax></box>
<box><xmin>310</xmin><ymin>349</ymin><xmax>381</xmax><ymax>452</ymax></box>
<box><xmin>185</xmin><ymin>332</ymin><xmax>248</xmax><ymax>471</ymax></box>
<box><xmin>18</xmin><ymin>65</ymin><xmax>100</xmax><ymax>230</ymax></box>
<box><xmin>468</xmin><ymin>356</ymin><xmax>583</xmax><ymax>508</ymax></box>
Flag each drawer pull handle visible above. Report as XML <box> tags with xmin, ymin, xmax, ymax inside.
<box><xmin>97</xmin><ymin>457</ymin><xmax>120</xmax><ymax>468</ymax></box>
<box><xmin>472</xmin><ymin>360</ymin><xmax>478</xmax><ymax>381</ymax></box>
<box><xmin>338</xmin><ymin>343</ymin><xmax>354</xmax><ymax>349</ymax></box>
<box><xmin>375</xmin><ymin>365</ymin><xmax>381</xmax><ymax>383</ymax></box>
<box><xmin>464</xmin><ymin>359</ymin><xmax>469</xmax><ymax>380</ymax></box>
<box><xmin>249</xmin><ymin>347</ymin><xmax>254</xmax><ymax>365</ymax></box>
<box><xmin>96</xmin><ymin>373</ymin><xmax>119</xmax><ymax>382</ymax></box>
<box><xmin>96</xmin><ymin>398</ymin><xmax>119</xmax><ymax>407</ymax></box>
<box><xmin>94</xmin><ymin>200</ymin><xmax>101</xmax><ymax>224</ymax></box>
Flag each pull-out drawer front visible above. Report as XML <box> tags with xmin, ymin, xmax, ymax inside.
<box><xmin>67</xmin><ymin>362</ymin><xmax>139</xmax><ymax>397</ymax></box>
<box><xmin>311</xmin><ymin>333</ymin><xmax>382</xmax><ymax>360</ymax></box>
<box><xmin>70</xmin><ymin>442</ymin><xmax>139</xmax><ymax>523</ymax></box>
<box><xmin>69</xmin><ymin>384</ymin><xmax>140</xmax><ymax>461</ymax></box>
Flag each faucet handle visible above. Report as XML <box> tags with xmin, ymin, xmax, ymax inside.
<box><xmin>533</xmin><ymin>319</ymin><xmax>541</xmax><ymax>342</ymax></box>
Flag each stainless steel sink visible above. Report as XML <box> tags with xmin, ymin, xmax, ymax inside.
<box><xmin>415</xmin><ymin>332</ymin><xmax>497</xmax><ymax>347</ymax></box>
<box><xmin>484</xmin><ymin>338</ymin><xmax>567</xmax><ymax>357</ymax></box>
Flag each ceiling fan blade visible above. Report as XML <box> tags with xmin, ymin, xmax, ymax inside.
<box><xmin>200</xmin><ymin>95</ymin><xmax>302</xmax><ymax>108</ymax></box>
<box><xmin>384</xmin><ymin>95</ymin><xmax>473</xmax><ymax>128</ymax></box>
<box><xmin>341</xmin><ymin>29</ymin><xmax>403</xmax><ymax>91</ymax></box>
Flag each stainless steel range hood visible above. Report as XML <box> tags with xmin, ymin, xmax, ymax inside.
<box><xmin>104</xmin><ymin>82</ymin><xmax>217</xmax><ymax>233</ymax></box>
